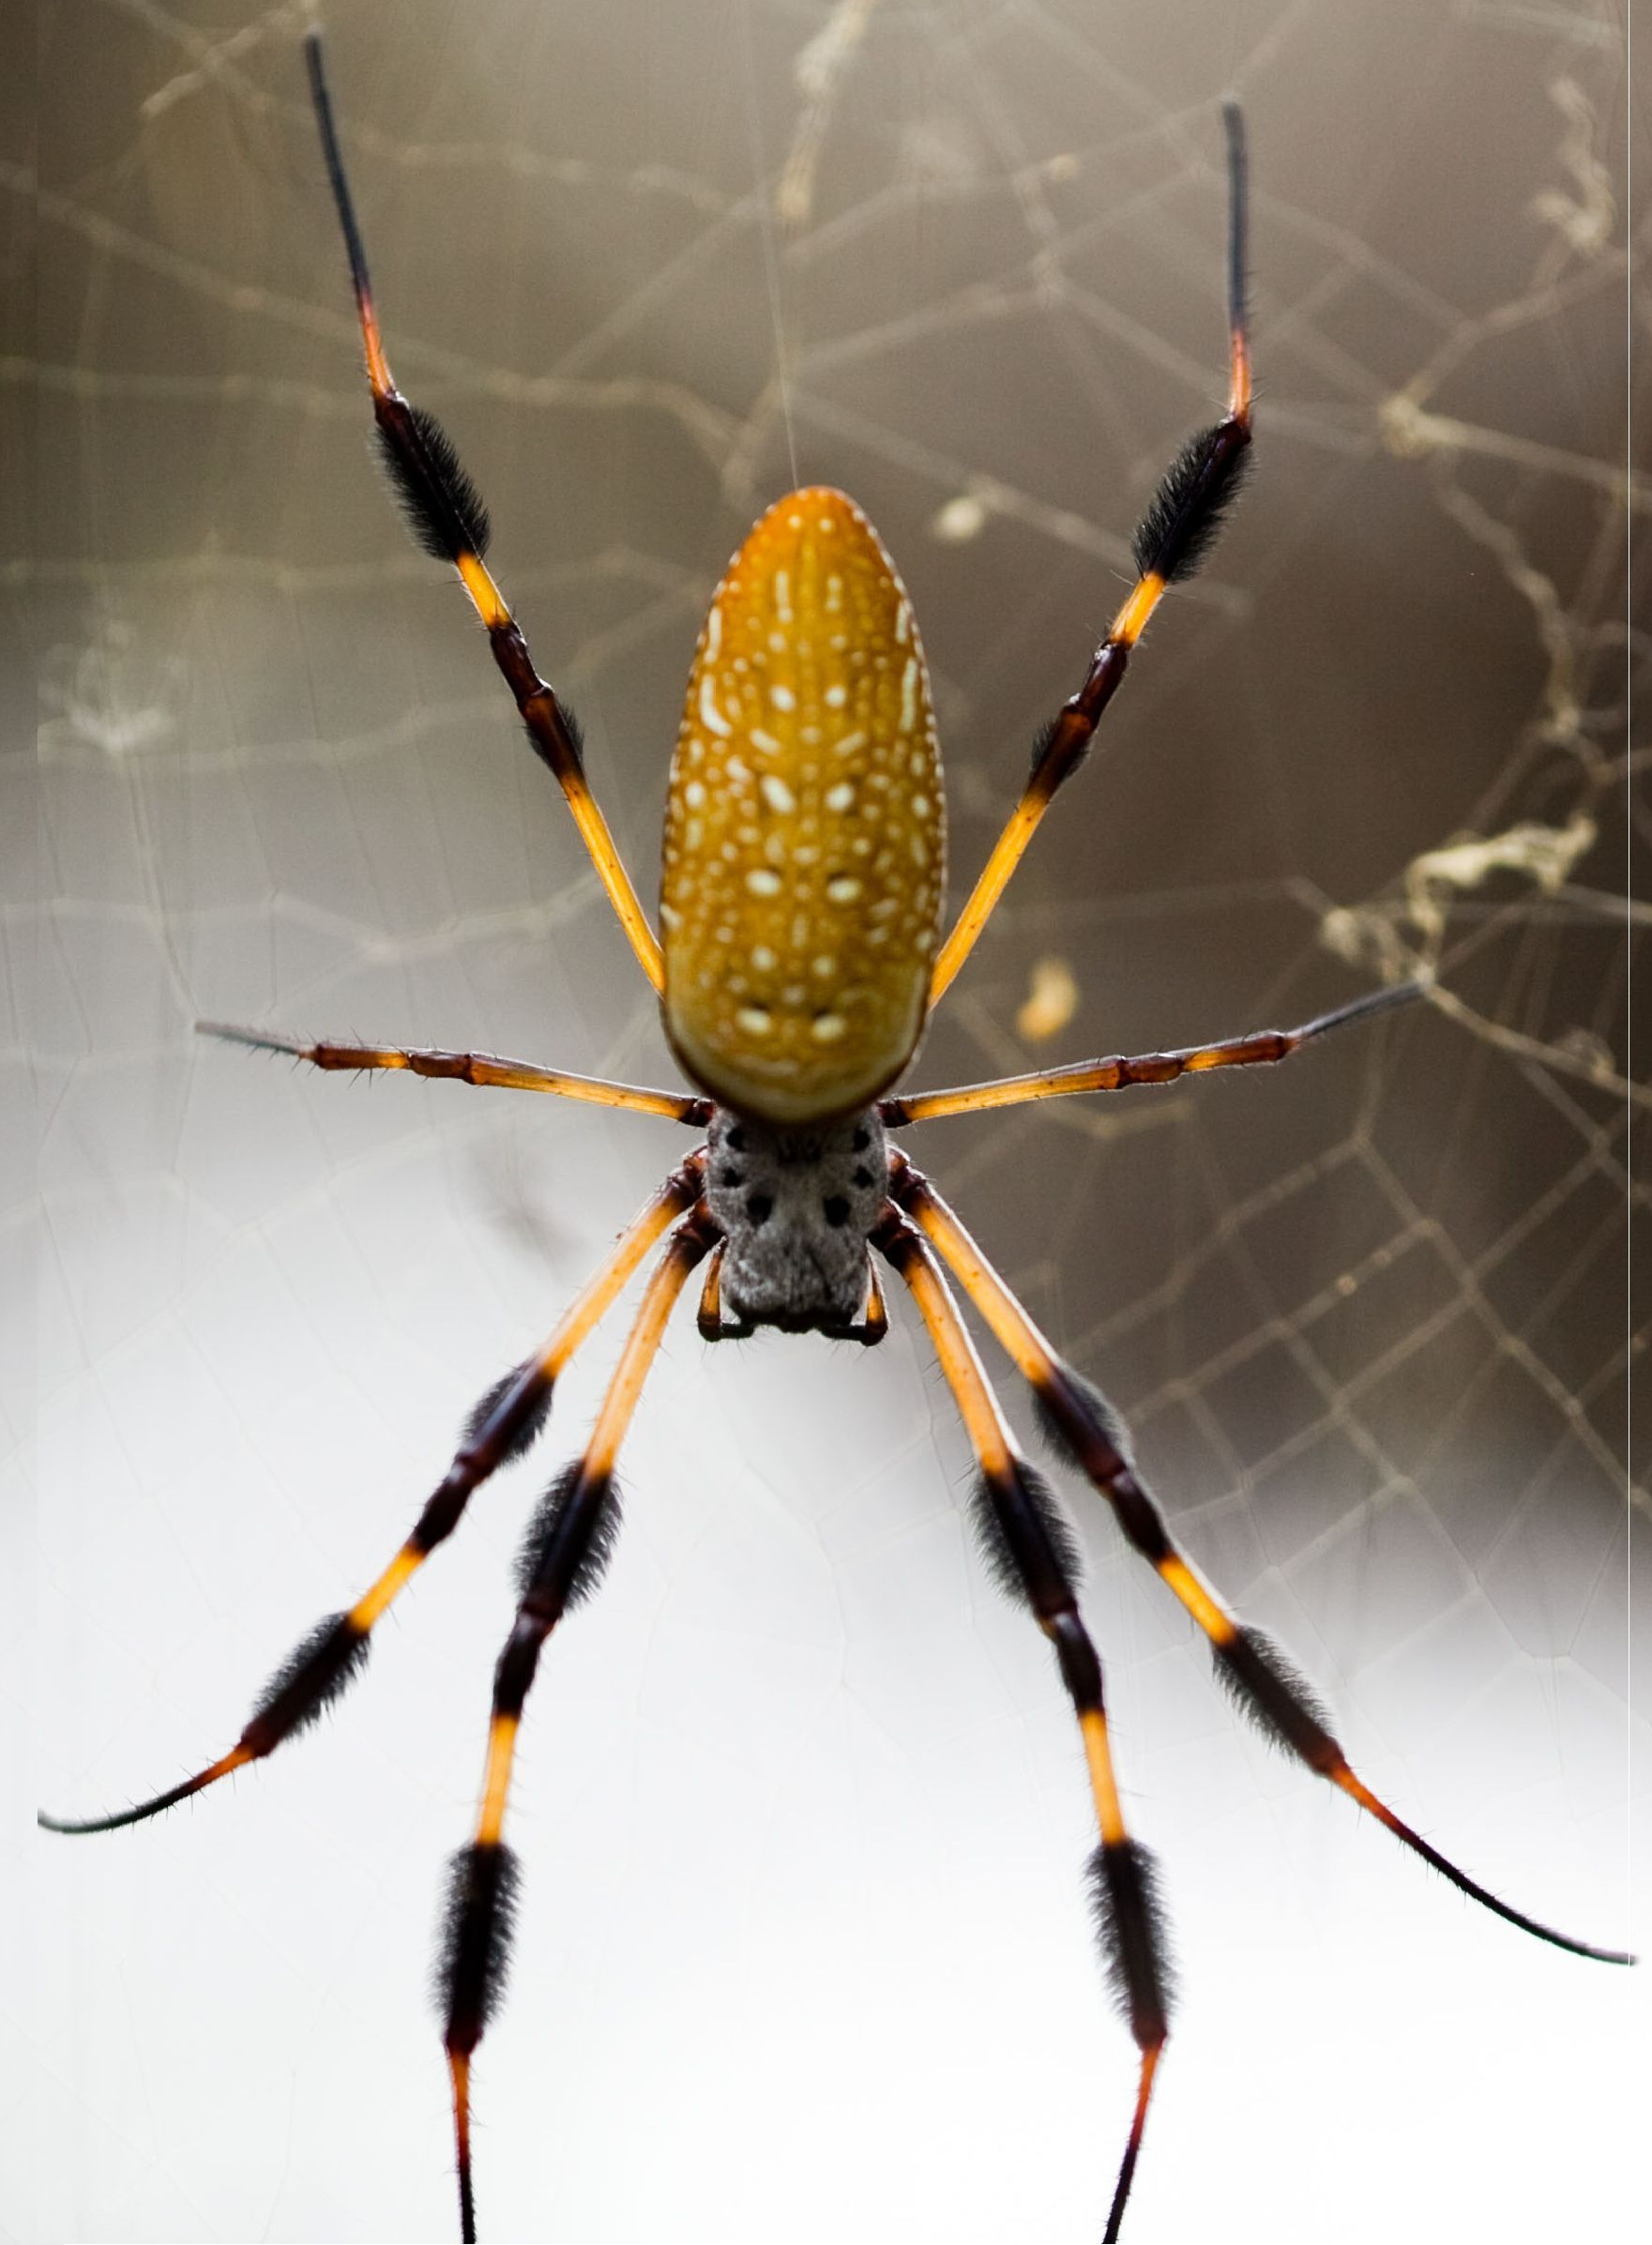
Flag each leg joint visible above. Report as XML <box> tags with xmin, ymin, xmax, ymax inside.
<box><xmin>1049</xmin><ymin>1609</ymin><xmax>1103</xmax><ymax>1710</ymax></box>
<box><xmin>493</xmin><ymin>1621</ymin><xmax>543</xmax><ymax>1718</ymax></box>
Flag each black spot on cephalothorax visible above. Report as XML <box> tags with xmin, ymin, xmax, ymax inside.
<box><xmin>852</xmin><ymin>1128</ymin><xmax>871</xmax><ymax>1152</ymax></box>
<box><xmin>717</xmin><ymin>1168</ymin><xmax>745</xmax><ymax>1189</ymax></box>
<box><xmin>822</xmin><ymin>1196</ymin><xmax>851</xmax><ymax>1228</ymax></box>
<box><xmin>726</xmin><ymin>1126</ymin><xmax>747</xmax><ymax>1151</ymax></box>
<box><xmin>851</xmin><ymin>1166</ymin><xmax>873</xmax><ymax>1189</ymax></box>
<box><xmin>747</xmin><ymin>1192</ymin><xmax>774</xmax><ymax>1227</ymax></box>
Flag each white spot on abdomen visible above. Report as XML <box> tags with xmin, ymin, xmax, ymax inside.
<box><xmin>700</xmin><ymin>675</ymin><xmax>732</xmax><ymax>736</ymax></box>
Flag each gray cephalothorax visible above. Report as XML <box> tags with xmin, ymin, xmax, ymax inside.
<box><xmin>705</xmin><ymin>1105</ymin><xmax>887</xmax><ymax>1332</ymax></box>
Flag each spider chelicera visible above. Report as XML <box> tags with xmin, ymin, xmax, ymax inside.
<box><xmin>42</xmin><ymin>30</ymin><xmax>1632</xmax><ymax>2244</ymax></box>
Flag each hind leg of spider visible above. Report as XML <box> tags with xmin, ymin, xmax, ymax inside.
<box><xmin>440</xmin><ymin>1203</ymin><xmax>717</xmax><ymax>2241</ymax></box>
<box><xmin>893</xmin><ymin>1165</ymin><xmax>1635</xmax><ymax>1971</ymax></box>
<box><xmin>928</xmin><ymin>101</ymin><xmax>1251</xmax><ymax>1008</ymax></box>
<box><xmin>198</xmin><ymin>1020</ymin><xmax>712</xmax><ymax>1125</ymax></box>
<box><xmin>302</xmin><ymin>30</ymin><xmax>663</xmax><ymax>993</ymax></box>
<box><xmin>873</xmin><ymin>1207</ymin><xmax>1172</xmax><ymax>2241</ymax></box>
<box><xmin>38</xmin><ymin>1156</ymin><xmax>705</xmax><ymax>1837</ymax></box>
<box><xmin>883</xmin><ymin>979</ymin><xmax>1423</xmax><ymax>1125</ymax></box>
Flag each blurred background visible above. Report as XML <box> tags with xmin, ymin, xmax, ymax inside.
<box><xmin>15</xmin><ymin>1</ymin><xmax>1646</xmax><ymax>2238</ymax></box>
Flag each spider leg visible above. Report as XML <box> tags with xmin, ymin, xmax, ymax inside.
<box><xmin>696</xmin><ymin>1242</ymin><xmax>756</xmax><ymax>1340</ymax></box>
<box><xmin>928</xmin><ymin>102</ymin><xmax>1251</xmax><ymax>1009</ymax></box>
<box><xmin>38</xmin><ymin>1158</ymin><xmax>705</xmax><ymax>1837</ymax></box>
<box><xmin>872</xmin><ymin>1207</ymin><xmax>1171</xmax><ymax>2242</ymax></box>
<box><xmin>303</xmin><ymin>31</ymin><xmax>664</xmax><ymax>994</ymax></box>
<box><xmin>884</xmin><ymin>979</ymin><xmax>1421</xmax><ymax>1125</ymax></box>
<box><xmin>198</xmin><ymin>1020</ymin><xmax>711</xmax><ymax>1125</ymax></box>
<box><xmin>893</xmin><ymin>1164</ymin><xmax>1635</xmax><ymax>1970</ymax></box>
<box><xmin>852</xmin><ymin>1261</ymin><xmax>890</xmax><ymax>1344</ymax></box>
<box><xmin>440</xmin><ymin>1202</ymin><xmax>717</xmax><ymax>2242</ymax></box>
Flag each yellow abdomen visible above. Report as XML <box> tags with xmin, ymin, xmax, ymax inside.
<box><xmin>659</xmin><ymin>488</ymin><xmax>945</xmax><ymax>1124</ymax></box>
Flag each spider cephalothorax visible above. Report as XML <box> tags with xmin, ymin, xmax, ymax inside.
<box><xmin>704</xmin><ymin>1106</ymin><xmax>889</xmax><ymax>1335</ymax></box>
<box><xmin>41</xmin><ymin>36</ymin><xmax>1629</xmax><ymax>2245</ymax></box>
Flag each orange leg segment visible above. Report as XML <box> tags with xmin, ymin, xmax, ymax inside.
<box><xmin>199</xmin><ymin>1020</ymin><xmax>711</xmax><ymax>1124</ymax></box>
<box><xmin>884</xmin><ymin>981</ymin><xmax>1422</xmax><ymax>1125</ymax></box>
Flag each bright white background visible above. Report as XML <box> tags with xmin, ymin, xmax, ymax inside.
<box><xmin>14</xmin><ymin>1</ymin><xmax>1645</xmax><ymax>2240</ymax></box>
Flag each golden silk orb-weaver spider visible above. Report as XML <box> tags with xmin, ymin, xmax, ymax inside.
<box><xmin>41</xmin><ymin>30</ymin><xmax>1633</xmax><ymax>2245</ymax></box>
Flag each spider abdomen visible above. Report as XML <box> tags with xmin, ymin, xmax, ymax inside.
<box><xmin>659</xmin><ymin>487</ymin><xmax>945</xmax><ymax>1125</ymax></box>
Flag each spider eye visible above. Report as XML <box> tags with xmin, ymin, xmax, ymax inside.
<box><xmin>822</xmin><ymin>1195</ymin><xmax>851</xmax><ymax>1228</ymax></box>
<box><xmin>746</xmin><ymin>1192</ymin><xmax>774</xmax><ymax>1227</ymax></box>
<box><xmin>716</xmin><ymin>1167</ymin><xmax>745</xmax><ymax>1189</ymax></box>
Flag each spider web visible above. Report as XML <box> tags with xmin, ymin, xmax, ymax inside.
<box><xmin>15</xmin><ymin>2</ymin><xmax>1645</xmax><ymax>2240</ymax></box>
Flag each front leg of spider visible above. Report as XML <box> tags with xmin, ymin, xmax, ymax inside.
<box><xmin>301</xmin><ymin>30</ymin><xmax>664</xmax><ymax>994</ymax></box>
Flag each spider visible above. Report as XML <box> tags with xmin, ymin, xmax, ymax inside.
<box><xmin>42</xmin><ymin>30</ymin><xmax>1632</xmax><ymax>2245</ymax></box>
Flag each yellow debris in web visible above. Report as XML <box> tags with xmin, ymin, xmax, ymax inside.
<box><xmin>777</xmin><ymin>0</ymin><xmax>880</xmax><ymax>230</ymax></box>
<box><xmin>1403</xmin><ymin>808</ymin><xmax>1597</xmax><ymax>948</ymax></box>
<box><xmin>1015</xmin><ymin>956</ymin><xmax>1079</xmax><ymax>1042</ymax></box>
<box><xmin>932</xmin><ymin>492</ymin><xmax>990</xmax><ymax>543</ymax></box>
